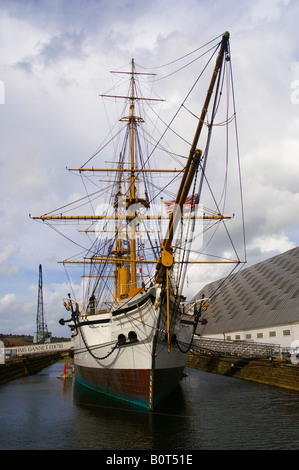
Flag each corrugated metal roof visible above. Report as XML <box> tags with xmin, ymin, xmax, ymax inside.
<box><xmin>194</xmin><ymin>246</ymin><xmax>299</xmax><ymax>335</ymax></box>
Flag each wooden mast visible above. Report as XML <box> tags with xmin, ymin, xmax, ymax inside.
<box><xmin>155</xmin><ymin>31</ymin><xmax>230</xmax><ymax>284</ymax></box>
<box><xmin>129</xmin><ymin>58</ymin><xmax>137</xmax><ymax>292</ymax></box>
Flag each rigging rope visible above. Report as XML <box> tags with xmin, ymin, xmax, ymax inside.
<box><xmin>37</xmin><ymin>35</ymin><xmax>246</xmax><ymax>320</ymax></box>
<box><xmin>138</xmin><ymin>43</ymin><xmax>220</xmax><ymax>173</ymax></box>
<box><xmin>227</xmin><ymin>40</ymin><xmax>247</xmax><ymax>263</ymax></box>
<box><xmin>137</xmin><ymin>34</ymin><xmax>222</xmax><ymax>70</ymax></box>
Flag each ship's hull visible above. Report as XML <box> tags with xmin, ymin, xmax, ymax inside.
<box><xmin>75</xmin><ymin>363</ymin><xmax>186</xmax><ymax>409</ymax></box>
<box><xmin>71</xmin><ymin>286</ymin><xmax>193</xmax><ymax>410</ymax></box>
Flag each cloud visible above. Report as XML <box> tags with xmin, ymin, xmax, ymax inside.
<box><xmin>0</xmin><ymin>279</ymin><xmax>82</xmax><ymax>336</ymax></box>
<box><xmin>0</xmin><ymin>244</ymin><xmax>17</xmax><ymax>264</ymax></box>
<box><xmin>16</xmin><ymin>30</ymin><xmax>88</xmax><ymax>76</ymax></box>
<box><xmin>0</xmin><ymin>0</ymin><xmax>298</xmax><ymax>335</ymax></box>
<box><xmin>0</xmin><ymin>245</ymin><xmax>19</xmax><ymax>278</ymax></box>
<box><xmin>0</xmin><ymin>293</ymin><xmax>17</xmax><ymax>310</ymax></box>
<box><xmin>39</xmin><ymin>30</ymin><xmax>87</xmax><ymax>64</ymax></box>
<box><xmin>249</xmin><ymin>233</ymin><xmax>295</xmax><ymax>254</ymax></box>
<box><xmin>246</xmin><ymin>0</ymin><xmax>291</xmax><ymax>24</ymax></box>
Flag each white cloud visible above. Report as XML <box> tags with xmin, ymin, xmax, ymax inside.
<box><xmin>0</xmin><ymin>0</ymin><xmax>298</xmax><ymax>334</ymax></box>
<box><xmin>248</xmin><ymin>0</ymin><xmax>291</xmax><ymax>24</ymax></box>
<box><xmin>250</xmin><ymin>233</ymin><xmax>295</xmax><ymax>254</ymax></box>
<box><xmin>0</xmin><ymin>293</ymin><xmax>17</xmax><ymax>310</ymax></box>
<box><xmin>0</xmin><ymin>244</ymin><xmax>16</xmax><ymax>263</ymax></box>
<box><xmin>0</xmin><ymin>245</ymin><xmax>19</xmax><ymax>278</ymax></box>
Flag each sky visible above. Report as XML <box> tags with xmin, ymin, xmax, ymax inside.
<box><xmin>0</xmin><ymin>0</ymin><xmax>298</xmax><ymax>337</ymax></box>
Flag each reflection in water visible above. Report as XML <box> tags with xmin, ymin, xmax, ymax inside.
<box><xmin>0</xmin><ymin>363</ymin><xmax>298</xmax><ymax>450</ymax></box>
<box><xmin>72</xmin><ymin>378</ymin><xmax>194</xmax><ymax>450</ymax></box>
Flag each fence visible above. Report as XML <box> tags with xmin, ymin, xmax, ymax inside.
<box><xmin>191</xmin><ymin>336</ymin><xmax>279</xmax><ymax>358</ymax></box>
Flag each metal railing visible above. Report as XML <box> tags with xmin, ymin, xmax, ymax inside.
<box><xmin>191</xmin><ymin>336</ymin><xmax>279</xmax><ymax>358</ymax></box>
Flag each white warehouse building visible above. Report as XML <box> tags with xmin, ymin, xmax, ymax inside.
<box><xmin>194</xmin><ymin>246</ymin><xmax>299</xmax><ymax>350</ymax></box>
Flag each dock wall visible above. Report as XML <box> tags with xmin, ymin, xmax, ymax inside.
<box><xmin>0</xmin><ymin>353</ymin><xmax>63</xmax><ymax>385</ymax></box>
<box><xmin>187</xmin><ymin>351</ymin><xmax>299</xmax><ymax>392</ymax></box>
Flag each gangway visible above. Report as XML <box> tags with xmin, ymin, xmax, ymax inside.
<box><xmin>191</xmin><ymin>336</ymin><xmax>279</xmax><ymax>358</ymax></box>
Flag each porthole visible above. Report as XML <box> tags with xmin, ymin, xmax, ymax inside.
<box><xmin>118</xmin><ymin>334</ymin><xmax>126</xmax><ymax>345</ymax></box>
<box><xmin>128</xmin><ymin>331</ymin><xmax>138</xmax><ymax>343</ymax></box>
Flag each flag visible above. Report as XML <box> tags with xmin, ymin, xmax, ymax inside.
<box><xmin>184</xmin><ymin>194</ymin><xmax>199</xmax><ymax>212</ymax></box>
<box><xmin>164</xmin><ymin>201</ymin><xmax>175</xmax><ymax>215</ymax></box>
<box><xmin>163</xmin><ymin>194</ymin><xmax>199</xmax><ymax>215</ymax></box>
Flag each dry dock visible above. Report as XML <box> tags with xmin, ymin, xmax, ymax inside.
<box><xmin>187</xmin><ymin>350</ymin><xmax>299</xmax><ymax>392</ymax></box>
<box><xmin>0</xmin><ymin>353</ymin><xmax>63</xmax><ymax>385</ymax></box>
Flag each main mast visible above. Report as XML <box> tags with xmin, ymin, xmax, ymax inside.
<box><xmin>112</xmin><ymin>59</ymin><xmax>157</xmax><ymax>300</ymax></box>
<box><xmin>129</xmin><ymin>58</ymin><xmax>137</xmax><ymax>290</ymax></box>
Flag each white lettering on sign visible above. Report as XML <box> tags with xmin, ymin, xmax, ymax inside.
<box><xmin>5</xmin><ymin>341</ymin><xmax>74</xmax><ymax>357</ymax></box>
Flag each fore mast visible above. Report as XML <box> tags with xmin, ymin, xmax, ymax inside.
<box><xmin>155</xmin><ymin>31</ymin><xmax>230</xmax><ymax>284</ymax></box>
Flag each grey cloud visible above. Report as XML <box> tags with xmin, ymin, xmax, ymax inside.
<box><xmin>15</xmin><ymin>30</ymin><xmax>87</xmax><ymax>74</ymax></box>
<box><xmin>38</xmin><ymin>30</ymin><xmax>87</xmax><ymax>65</ymax></box>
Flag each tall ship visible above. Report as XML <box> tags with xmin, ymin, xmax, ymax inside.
<box><xmin>32</xmin><ymin>32</ymin><xmax>246</xmax><ymax>410</ymax></box>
